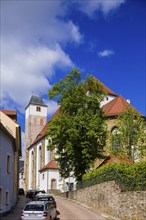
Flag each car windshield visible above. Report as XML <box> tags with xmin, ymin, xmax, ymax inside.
<box><xmin>24</xmin><ymin>204</ymin><xmax>44</xmax><ymax>211</ymax></box>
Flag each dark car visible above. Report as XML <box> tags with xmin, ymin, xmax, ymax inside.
<box><xmin>35</xmin><ymin>193</ymin><xmax>57</xmax><ymax>208</ymax></box>
<box><xmin>19</xmin><ymin>188</ymin><xmax>25</xmax><ymax>195</ymax></box>
<box><xmin>26</xmin><ymin>189</ymin><xmax>37</xmax><ymax>199</ymax></box>
<box><xmin>35</xmin><ymin>190</ymin><xmax>46</xmax><ymax>196</ymax></box>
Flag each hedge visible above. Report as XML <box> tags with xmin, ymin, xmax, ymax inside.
<box><xmin>77</xmin><ymin>161</ymin><xmax>146</xmax><ymax>191</ymax></box>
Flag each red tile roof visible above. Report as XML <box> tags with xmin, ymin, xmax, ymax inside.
<box><xmin>102</xmin><ymin>95</ymin><xmax>141</xmax><ymax>117</ymax></box>
<box><xmin>39</xmin><ymin>160</ymin><xmax>58</xmax><ymax>172</ymax></box>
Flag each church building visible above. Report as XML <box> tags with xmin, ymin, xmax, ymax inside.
<box><xmin>24</xmin><ymin>81</ymin><xmax>145</xmax><ymax>193</ymax></box>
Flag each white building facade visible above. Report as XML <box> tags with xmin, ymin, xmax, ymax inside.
<box><xmin>0</xmin><ymin>111</ymin><xmax>21</xmax><ymax>214</ymax></box>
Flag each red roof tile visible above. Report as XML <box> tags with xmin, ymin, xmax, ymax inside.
<box><xmin>39</xmin><ymin>160</ymin><xmax>58</xmax><ymax>172</ymax></box>
<box><xmin>102</xmin><ymin>95</ymin><xmax>141</xmax><ymax>117</ymax></box>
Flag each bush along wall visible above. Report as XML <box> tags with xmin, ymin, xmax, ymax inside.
<box><xmin>77</xmin><ymin>161</ymin><xmax>146</xmax><ymax>191</ymax></box>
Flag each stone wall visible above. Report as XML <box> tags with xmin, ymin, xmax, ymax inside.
<box><xmin>67</xmin><ymin>181</ymin><xmax>146</xmax><ymax>220</ymax></box>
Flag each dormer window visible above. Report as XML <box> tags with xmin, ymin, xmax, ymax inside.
<box><xmin>36</xmin><ymin>106</ymin><xmax>41</xmax><ymax>112</ymax></box>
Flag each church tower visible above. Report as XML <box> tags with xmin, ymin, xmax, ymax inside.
<box><xmin>24</xmin><ymin>95</ymin><xmax>48</xmax><ymax>191</ymax></box>
<box><xmin>25</xmin><ymin>95</ymin><xmax>48</xmax><ymax>148</ymax></box>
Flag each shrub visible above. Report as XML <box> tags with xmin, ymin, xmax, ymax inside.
<box><xmin>78</xmin><ymin>162</ymin><xmax>146</xmax><ymax>191</ymax></box>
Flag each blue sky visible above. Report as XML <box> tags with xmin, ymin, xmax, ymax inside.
<box><xmin>1</xmin><ymin>0</ymin><xmax>146</xmax><ymax>158</ymax></box>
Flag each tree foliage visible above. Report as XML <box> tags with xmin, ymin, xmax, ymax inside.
<box><xmin>46</xmin><ymin>69</ymin><xmax>107</xmax><ymax>181</ymax></box>
<box><xmin>109</xmin><ymin>107</ymin><xmax>146</xmax><ymax>161</ymax></box>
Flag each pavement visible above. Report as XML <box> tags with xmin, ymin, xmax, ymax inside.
<box><xmin>1</xmin><ymin>195</ymin><xmax>28</xmax><ymax>220</ymax></box>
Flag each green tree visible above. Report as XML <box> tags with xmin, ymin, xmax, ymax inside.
<box><xmin>46</xmin><ymin>68</ymin><xmax>107</xmax><ymax>181</ymax></box>
<box><xmin>109</xmin><ymin>107</ymin><xmax>146</xmax><ymax>161</ymax></box>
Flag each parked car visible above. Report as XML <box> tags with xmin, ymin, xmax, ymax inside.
<box><xmin>35</xmin><ymin>190</ymin><xmax>46</xmax><ymax>196</ymax></box>
<box><xmin>26</xmin><ymin>189</ymin><xmax>37</xmax><ymax>200</ymax></box>
<box><xmin>35</xmin><ymin>193</ymin><xmax>57</xmax><ymax>208</ymax></box>
<box><xmin>21</xmin><ymin>201</ymin><xmax>57</xmax><ymax>220</ymax></box>
<box><xmin>19</xmin><ymin>188</ymin><xmax>25</xmax><ymax>195</ymax></box>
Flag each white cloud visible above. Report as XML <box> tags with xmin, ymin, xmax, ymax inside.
<box><xmin>1</xmin><ymin>1</ymin><xmax>81</xmax><ymax>113</ymax></box>
<box><xmin>44</xmin><ymin>100</ymin><xmax>59</xmax><ymax>116</ymax></box>
<box><xmin>1</xmin><ymin>0</ymin><xmax>123</xmax><ymax>114</ymax></box>
<box><xmin>98</xmin><ymin>49</ymin><xmax>115</xmax><ymax>57</ymax></box>
<box><xmin>1</xmin><ymin>43</ymin><xmax>73</xmax><ymax>113</ymax></box>
<box><xmin>76</xmin><ymin>0</ymin><xmax>126</xmax><ymax>17</ymax></box>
